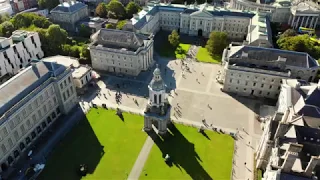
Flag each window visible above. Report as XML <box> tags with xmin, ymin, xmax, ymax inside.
<box><xmin>37</xmin><ymin>126</ymin><xmax>42</xmax><ymax>133</ymax></box>
<box><xmin>8</xmin><ymin>138</ymin><xmax>13</xmax><ymax>148</ymax></box>
<box><xmin>1</xmin><ymin>144</ymin><xmax>7</xmax><ymax>153</ymax></box>
<box><xmin>26</xmin><ymin>119</ymin><xmax>31</xmax><ymax>128</ymax></box>
<box><xmin>25</xmin><ymin>137</ymin><xmax>31</xmax><ymax>144</ymax></box>
<box><xmin>267</xmin><ymin>92</ymin><xmax>270</xmax><ymax>95</ymax></box>
<box><xmin>42</xmin><ymin>122</ymin><xmax>47</xmax><ymax>129</ymax></box>
<box><xmin>43</xmin><ymin>104</ymin><xmax>47</xmax><ymax>113</ymax></box>
<box><xmin>245</xmin><ymin>81</ymin><xmax>248</xmax><ymax>86</ymax></box>
<box><xmin>154</xmin><ymin>94</ymin><xmax>157</xmax><ymax>104</ymax></box>
<box><xmin>31</xmin><ymin>132</ymin><xmax>36</xmax><ymax>139</ymax></box>
<box><xmin>20</xmin><ymin>125</ymin><xmax>26</xmax><ymax>134</ymax></box>
<box><xmin>47</xmin><ymin>116</ymin><xmax>52</xmax><ymax>124</ymax></box>
<box><xmin>53</xmin><ymin>97</ymin><xmax>57</xmax><ymax>104</ymax></box>
<box><xmin>237</xmin><ymin>80</ymin><xmax>240</xmax><ymax>84</ymax></box>
<box><xmin>269</xmin><ymin>85</ymin><xmax>272</xmax><ymax>89</ymax></box>
<box><xmin>261</xmin><ymin>84</ymin><xmax>264</xmax><ymax>88</ymax></box>
<box><xmin>38</xmin><ymin>110</ymin><xmax>42</xmax><ymax>118</ymax></box>
<box><xmin>70</xmin><ymin>86</ymin><xmax>74</xmax><ymax>94</ymax></box>
<box><xmin>2</xmin><ymin>127</ymin><xmax>8</xmax><ymax>137</ymax></box>
<box><xmin>60</xmin><ymin>83</ymin><xmax>63</xmax><ymax>89</ymax></box>
<box><xmin>253</xmin><ymin>82</ymin><xmax>256</xmax><ymax>86</ymax></box>
<box><xmin>13</xmin><ymin>131</ymin><xmax>19</xmax><ymax>141</ymax></box>
<box><xmin>32</xmin><ymin>114</ymin><xmax>36</xmax><ymax>123</ymax></box>
<box><xmin>68</xmin><ymin>76</ymin><xmax>71</xmax><ymax>83</ymax></box>
<box><xmin>56</xmin><ymin>107</ymin><xmax>61</xmax><ymax>115</ymax></box>
<box><xmin>259</xmin><ymin>91</ymin><xmax>262</xmax><ymax>94</ymax></box>
<box><xmin>63</xmin><ymin>93</ymin><xmax>66</xmax><ymax>101</ymax></box>
<box><xmin>52</xmin><ymin>112</ymin><xmax>56</xmax><ymax>119</ymax></box>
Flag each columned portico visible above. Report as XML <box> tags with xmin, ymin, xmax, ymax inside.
<box><xmin>290</xmin><ymin>14</ymin><xmax>319</xmax><ymax>29</ymax></box>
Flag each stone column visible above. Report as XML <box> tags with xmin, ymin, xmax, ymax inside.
<box><xmin>305</xmin><ymin>16</ymin><xmax>310</xmax><ymax>27</ymax></box>
<box><xmin>295</xmin><ymin>16</ymin><xmax>301</xmax><ymax>29</ymax></box>
<box><xmin>310</xmin><ymin>16</ymin><xmax>315</xmax><ymax>28</ymax></box>
<box><xmin>291</xmin><ymin>15</ymin><xmax>296</xmax><ymax>27</ymax></box>
<box><xmin>144</xmin><ymin>117</ymin><xmax>152</xmax><ymax>131</ymax></box>
<box><xmin>196</xmin><ymin>19</ymin><xmax>198</xmax><ymax>31</ymax></box>
<box><xmin>314</xmin><ymin>17</ymin><xmax>319</xmax><ymax>29</ymax></box>
<box><xmin>301</xmin><ymin>16</ymin><xmax>305</xmax><ymax>27</ymax></box>
<box><xmin>288</xmin><ymin>14</ymin><xmax>292</xmax><ymax>25</ymax></box>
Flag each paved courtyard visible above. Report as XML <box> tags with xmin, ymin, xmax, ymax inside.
<box><xmin>80</xmin><ymin>58</ymin><xmax>264</xmax><ymax>180</ymax></box>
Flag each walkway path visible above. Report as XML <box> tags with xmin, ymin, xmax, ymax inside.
<box><xmin>127</xmin><ymin>137</ymin><xmax>154</xmax><ymax>180</ymax></box>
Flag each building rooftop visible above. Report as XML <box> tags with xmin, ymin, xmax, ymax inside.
<box><xmin>72</xmin><ymin>66</ymin><xmax>91</xmax><ymax>79</ymax></box>
<box><xmin>50</xmin><ymin>1</ymin><xmax>87</xmax><ymax>13</ymax></box>
<box><xmin>0</xmin><ymin>60</ymin><xmax>67</xmax><ymax>117</ymax></box>
<box><xmin>90</xmin><ymin>28</ymin><xmax>151</xmax><ymax>52</ymax></box>
<box><xmin>42</xmin><ymin>55</ymin><xmax>80</xmax><ymax>68</ymax></box>
<box><xmin>228</xmin><ymin>45</ymin><xmax>318</xmax><ymax>69</ymax></box>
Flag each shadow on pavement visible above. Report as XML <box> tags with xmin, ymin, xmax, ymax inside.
<box><xmin>146</xmin><ymin>124</ymin><xmax>213</xmax><ymax>180</ymax></box>
<box><xmin>37</xmin><ymin>116</ymin><xmax>104</xmax><ymax>180</ymax></box>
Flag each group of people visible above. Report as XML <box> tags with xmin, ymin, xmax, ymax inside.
<box><xmin>115</xmin><ymin>91</ymin><xmax>122</xmax><ymax>104</ymax></box>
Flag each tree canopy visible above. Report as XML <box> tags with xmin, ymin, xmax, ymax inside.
<box><xmin>106</xmin><ymin>0</ymin><xmax>126</xmax><ymax>19</ymax></box>
<box><xmin>95</xmin><ymin>3</ymin><xmax>108</xmax><ymax>18</ymax></box>
<box><xmin>0</xmin><ymin>21</ymin><xmax>15</xmax><ymax>37</ymax></box>
<box><xmin>45</xmin><ymin>24</ymin><xmax>67</xmax><ymax>53</ymax></box>
<box><xmin>79</xmin><ymin>24</ymin><xmax>92</xmax><ymax>38</ymax></box>
<box><xmin>116</xmin><ymin>20</ymin><xmax>127</xmax><ymax>30</ymax></box>
<box><xmin>168</xmin><ymin>30</ymin><xmax>180</xmax><ymax>48</ymax></box>
<box><xmin>205</xmin><ymin>31</ymin><xmax>228</xmax><ymax>55</ymax></box>
<box><xmin>126</xmin><ymin>2</ymin><xmax>141</xmax><ymax>18</ymax></box>
<box><xmin>11</xmin><ymin>13</ymin><xmax>52</xmax><ymax>29</ymax></box>
<box><xmin>105</xmin><ymin>23</ymin><xmax>115</xmax><ymax>29</ymax></box>
<box><xmin>37</xmin><ymin>0</ymin><xmax>60</xmax><ymax>10</ymax></box>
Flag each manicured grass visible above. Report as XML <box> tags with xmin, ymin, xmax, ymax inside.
<box><xmin>159</xmin><ymin>43</ymin><xmax>191</xmax><ymax>59</ymax></box>
<box><xmin>140</xmin><ymin>124</ymin><xmax>234</xmax><ymax>180</ymax></box>
<box><xmin>38</xmin><ymin>108</ymin><xmax>147</xmax><ymax>180</ymax></box>
<box><xmin>196</xmin><ymin>47</ymin><xmax>222</xmax><ymax>64</ymax></box>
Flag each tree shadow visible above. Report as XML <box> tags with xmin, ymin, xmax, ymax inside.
<box><xmin>146</xmin><ymin>124</ymin><xmax>213</xmax><ymax>180</ymax></box>
<box><xmin>200</xmin><ymin>130</ymin><xmax>211</xmax><ymax>140</ymax></box>
<box><xmin>38</xmin><ymin>117</ymin><xmax>104</xmax><ymax>180</ymax></box>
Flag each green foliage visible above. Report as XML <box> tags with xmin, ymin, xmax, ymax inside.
<box><xmin>37</xmin><ymin>0</ymin><xmax>60</xmax><ymax>10</ymax></box>
<box><xmin>79</xmin><ymin>24</ymin><xmax>92</xmax><ymax>38</ymax></box>
<box><xmin>0</xmin><ymin>21</ymin><xmax>15</xmax><ymax>37</ymax></box>
<box><xmin>11</xmin><ymin>13</ymin><xmax>52</xmax><ymax>29</ymax></box>
<box><xmin>116</xmin><ymin>20</ymin><xmax>127</xmax><ymax>30</ymax></box>
<box><xmin>44</xmin><ymin>24</ymin><xmax>67</xmax><ymax>54</ymax></box>
<box><xmin>0</xmin><ymin>14</ymin><xmax>9</xmax><ymax>24</ymax></box>
<box><xmin>95</xmin><ymin>3</ymin><xmax>108</xmax><ymax>18</ymax></box>
<box><xmin>125</xmin><ymin>1</ymin><xmax>141</xmax><ymax>18</ymax></box>
<box><xmin>105</xmin><ymin>23</ymin><xmax>115</xmax><ymax>29</ymax></box>
<box><xmin>80</xmin><ymin>44</ymin><xmax>91</xmax><ymax>61</ymax></box>
<box><xmin>106</xmin><ymin>0</ymin><xmax>126</xmax><ymax>19</ymax></box>
<box><xmin>168</xmin><ymin>30</ymin><xmax>180</xmax><ymax>48</ymax></box>
<box><xmin>205</xmin><ymin>31</ymin><xmax>227</xmax><ymax>55</ymax></box>
<box><xmin>279</xmin><ymin>29</ymin><xmax>296</xmax><ymax>39</ymax></box>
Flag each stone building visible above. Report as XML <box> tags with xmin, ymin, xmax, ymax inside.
<box><xmin>0</xmin><ymin>30</ymin><xmax>44</xmax><ymax>85</ymax></box>
<box><xmin>219</xmin><ymin>45</ymin><xmax>319</xmax><ymax>99</ymax></box>
<box><xmin>89</xmin><ymin>29</ymin><xmax>154</xmax><ymax>76</ymax></box>
<box><xmin>230</xmin><ymin>0</ymin><xmax>320</xmax><ymax>29</ymax></box>
<box><xmin>0</xmin><ymin>60</ymin><xmax>77</xmax><ymax>173</ymax></box>
<box><xmin>255</xmin><ymin>79</ymin><xmax>320</xmax><ymax>179</ymax></box>
<box><xmin>144</xmin><ymin>65</ymin><xmax>171</xmax><ymax>135</ymax></box>
<box><xmin>50</xmin><ymin>1</ymin><xmax>89</xmax><ymax>32</ymax></box>
<box><xmin>130</xmin><ymin>2</ymin><xmax>272</xmax><ymax>47</ymax></box>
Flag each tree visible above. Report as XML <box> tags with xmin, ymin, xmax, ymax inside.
<box><xmin>280</xmin><ymin>29</ymin><xmax>296</xmax><ymax>38</ymax></box>
<box><xmin>80</xmin><ymin>44</ymin><xmax>91</xmax><ymax>61</ymax></box>
<box><xmin>0</xmin><ymin>21</ymin><xmax>15</xmax><ymax>37</ymax></box>
<box><xmin>11</xmin><ymin>13</ymin><xmax>52</xmax><ymax>29</ymax></box>
<box><xmin>37</xmin><ymin>0</ymin><xmax>60</xmax><ymax>10</ymax></box>
<box><xmin>205</xmin><ymin>31</ymin><xmax>228</xmax><ymax>55</ymax></box>
<box><xmin>168</xmin><ymin>30</ymin><xmax>180</xmax><ymax>48</ymax></box>
<box><xmin>106</xmin><ymin>0</ymin><xmax>126</xmax><ymax>19</ymax></box>
<box><xmin>125</xmin><ymin>2</ymin><xmax>141</xmax><ymax>18</ymax></box>
<box><xmin>116</xmin><ymin>20</ymin><xmax>127</xmax><ymax>30</ymax></box>
<box><xmin>31</xmin><ymin>15</ymin><xmax>52</xmax><ymax>29</ymax></box>
<box><xmin>0</xmin><ymin>14</ymin><xmax>9</xmax><ymax>24</ymax></box>
<box><xmin>79</xmin><ymin>24</ymin><xmax>92</xmax><ymax>38</ymax></box>
<box><xmin>95</xmin><ymin>3</ymin><xmax>107</xmax><ymax>18</ymax></box>
<box><xmin>105</xmin><ymin>23</ymin><xmax>115</xmax><ymax>29</ymax></box>
<box><xmin>46</xmin><ymin>24</ymin><xmax>67</xmax><ymax>53</ymax></box>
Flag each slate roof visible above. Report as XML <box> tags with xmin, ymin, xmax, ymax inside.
<box><xmin>0</xmin><ymin>61</ymin><xmax>67</xmax><ymax>117</ymax></box>
<box><xmin>293</xmin><ymin>86</ymin><xmax>320</xmax><ymax>118</ymax></box>
<box><xmin>228</xmin><ymin>46</ymin><xmax>318</xmax><ymax>68</ymax></box>
<box><xmin>90</xmin><ymin>29</ymin><xmax>150</xmax><ymax>51</ymax></box>
<box><xmin>50</xmin><ymin>1</ymin><xmax>87</xmax><ymax>13</ymax></box>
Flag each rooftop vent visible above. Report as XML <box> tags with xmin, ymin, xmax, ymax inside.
<box><xmin>241</xmin><ymin>51</ymin><xmax>248</xmax><ymax>58</ymax></box>
<box><xmin>277</xmin><ymin>56</ymin><xmax>287</xmax><ymax>62</ymax></box>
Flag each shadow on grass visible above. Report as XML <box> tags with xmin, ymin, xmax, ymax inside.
<box><xmin>38</xmin><ymin>117</ymin><xmax>104</xmax><ymax>180</ymax></box>
<box><xmin>146</xmin><ymin>124</ymin><xmax>213</xmax><ymax>180</ymax></box>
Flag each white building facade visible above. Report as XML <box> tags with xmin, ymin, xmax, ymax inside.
<box><xmin>89</xmin><ymin>29</ymin><xmax>154</xmax><ymax>76</ymax></box>
<box><xmin>0</xmin><ymin>30</ymin><xmax>44</xmax><ymax>84</ymax></box>
<box><xmin>130</xmin><ymin>2</ymin><xmax>272</xmax><ymax>46</ymax></box>
<box><xmin>219</xmin><ymin>45</ymin><xmax>320</xmax><ymax>99</ymax></box>
<box><xmin>0</xmin><ymin>60</ymin><xmax>78</xmax><ymax>173</ymax></box>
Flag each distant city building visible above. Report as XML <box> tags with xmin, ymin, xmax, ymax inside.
<box><xmin>218</xmin><ymin>45</ymin><xmax>319</xmax><ymax>99</ymax></box>
<box><xmin>230</xmin><ymin>0</ymin><xmax>320</xmax><ymax>29</ymax></box>
<box><xmin>0</xmin><ymin>30</ymin><xmax>44</xmax><ymax>85</ymax></box>
<box><xmin>77</xmin><ymin>17</ymin><xmax>107</xmax><ymax>33</ymax></box>
<box><xmin>43</xmin><ymin>55</ymin><xmax>93</xmax><ymax>93</ymax></box>
<box><xmin>50</xmin><ymin>1</ymin><xmax>89</xmax><ymax>32</ymax></box>
<box><xmin>11</xmin><ymin>0</ymin><xmax>37</xmax><ymax>12</ymax></box>
<box><xmin>89</xmin><ymin>29</ymin><xmax>154</xmax><ymax>76</ymax></box>
<box><xmin>0</xmin><ymin>60</ymin><xmax>77</xmax><ymax>173</ymax></box>
<box><xmin>19</xmin><ymin>8</ymin><xmax>49</xmax><ymax>17</ymax></box>
<box><xmin>130</xmin><ymin>2</ymin><xmax>272</xmax><ymax>47</ymax></box>
<box><xmin>256</xmin><ymin>79</ymin><xmax>320</xmax><ymax>179</ymax></box>
<box><xmin>0</xmin><ymin>0</ymin><xmax>13</xmax><ymax>15</ymax></box>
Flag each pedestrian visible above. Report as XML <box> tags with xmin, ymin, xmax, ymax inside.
<box><xmin>244</xmin><ymin>162</ymin><xmax>246</xmax><ymax>166</ymax></box>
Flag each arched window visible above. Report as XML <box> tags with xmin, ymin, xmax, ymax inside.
<box><xmin>159</xmin><ymin>94</ymin><xmax>162</xmax><ymax>104</ymax></box>
<box><xmin>154</xmin><ymin>94</ymin><xmax>157</xmax><ymax>104</ymax></box>
<box><xmin>13</xmin><ymin>150</ymin><xmax>19</xmax><ymax>158</ymax></box>
<box><xmin>19</xmin><ymin>142</ymin><xmax>25</xmax><ymax>151</ymax></box>
<box><xmin>7</xmin><ymin>156</ymin><xmax>13</xmax><ymax>164</ymax></box>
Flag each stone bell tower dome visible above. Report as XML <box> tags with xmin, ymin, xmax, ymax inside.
<box><xmin>148</xmin><ymin>65</ymin><xmax>166</xmax><ymax>108</ymax></box>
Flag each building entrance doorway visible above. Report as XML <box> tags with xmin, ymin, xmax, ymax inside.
<box><xmin>1</xmin><ymin>163</ymin><xmax>8</xmax><ymax>172</ymax></box>
<box><xmin>198</xmin><ymin>29</ymin><xmax>203</xmax><ymax>36</ymax></box>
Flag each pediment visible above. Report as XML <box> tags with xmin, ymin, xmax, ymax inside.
<box><xmin>190</xmin><ymin>10</ymin><xmax>213</xmax><ymax>18</ymax></box>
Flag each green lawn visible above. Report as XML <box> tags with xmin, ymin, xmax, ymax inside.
<box><xmin>38</xmin><ymin>108</ymin><xmax>147</xmax><ymax>180</ymax></box>
<box><xmin>140</xmin><ymin>124</ymin><xmax>234</xmax><ymax>180</ymax></box>
<box><xmin>196</xmin><ymin>47</ymin><xmax>222</xmax><ymax>64</ymax></box>
<box><xmin>158</xmin><ymin>43</ymin><xmax>190</xmax><ymax>59</ymax></box>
